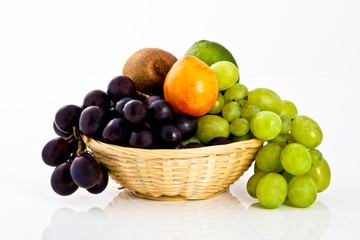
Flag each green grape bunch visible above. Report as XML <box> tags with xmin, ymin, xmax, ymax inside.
<box><xmin>195</xmin><ymin>59</ymin><xmax>330</xmax><ymax>209</ymax></box>
<box><xmin>242</xmin><ymin>88</ymin><xmax>330</xmax><ymax>209</ymax></box>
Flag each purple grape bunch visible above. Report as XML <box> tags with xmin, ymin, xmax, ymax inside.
<box><xmin>42</xmin><ymin>75</ymin><xmax>199</xmax><ymax>196</ymax></box>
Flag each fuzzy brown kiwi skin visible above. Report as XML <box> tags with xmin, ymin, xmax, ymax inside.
<box><xmin>122</xmin><ymin>48</ymin><xmax>177</xmax><ymax>95</ymax></box>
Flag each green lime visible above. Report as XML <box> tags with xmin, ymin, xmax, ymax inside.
<box><xmin>185</xmin><ymin>40</ymin><xmax>237</xmax><ymax>67</ymax></box>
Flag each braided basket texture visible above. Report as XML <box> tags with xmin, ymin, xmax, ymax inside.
<box><xmin>84</xmin><ymin>136</ymin><xmax>263</xmax><ymax>200</ymax></box>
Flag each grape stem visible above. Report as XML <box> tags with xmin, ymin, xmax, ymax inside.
<box><xmin>66</xmin><ymin>133</ymin><xmax>74</xmax><ymax>140</ymax></box>
<box><xmin>72</xmin><ymin>126</ymin><xmax>88</xmax><ymax>156</ymax></box>
<box><xmin>136</xmin><ymin>91</ymin><xmax>150</xmax><ymax>99</ymax></box>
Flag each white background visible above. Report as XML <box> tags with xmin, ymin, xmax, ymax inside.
<box><xmin>1</xmin><ymin>0</ymin><xmax>359</xmax><ymax>239</ymax></box>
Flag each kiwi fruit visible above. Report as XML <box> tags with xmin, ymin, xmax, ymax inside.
<box><xmin>122</xmin><ymin>48</ymin><xmax>177</xmax><ymax>95</ymax></box>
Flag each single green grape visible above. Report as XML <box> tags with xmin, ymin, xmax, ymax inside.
<box><xmin>288</xmin><ymin>175</ymin><xmax>317</xmax><ymax>208</ymax></box>
<box><xmin>247</xmin><ymin>171</ymin><xmax>267</xmax><ymax>198</ymax></box>
<box><xmin>256</xmin><ymin>173</ymin><xmax>288</xmax><ymax>209</ymax></box>
<box><xmin>195</xmin><ymin>115</ymin><xmax>230</xmax><ymax>144</ymax></box>
<box><xmin>232</xmin><ymin>132</ymin><xmax>254</xmax><ymax>142</ymax></box>
<box><xmin>210</xmin><ymin>61</ymin><xmax>239</xmax><ymax>91</ymax></box>
<box><xmin>230</xmin><ymin>118</ymin><xmax>249</xmax><ymax>136</ymax></box>
<box><xmin>223</xmin><ymin>83</ymin><xmax>249</xmax><ymax>103</ymax></box>
<box><xmin>222</xmin><ymin>102</ymin><xmax>241</xmax><ymax>122</ymax></box>
<box><xmin>280</xmin><ymin>143</ymin><xmax>311</xmax><ymax>175</ymax></box>
<box><xmin>305</xmin><ymin>159</ymin><xmax>331</xmax><ymax>192</ymax></box>
<box><xmin>208</xmin><ymin>92</ymin><xmax>225</xmax><ymax>114</ymax></box>
<box><xmin>255</xmin><ymin>143</ymin><xmax>283</xmax><ymax>172</ymax></box>
<box><xmin>269</xmin><ymin>134</ymin><xmax>287</xmax><ymax>146</ymax></box>
<box><xmin>181</xmin><ymin>136</ymin><xmax>201</xmax><ymax>146</ymax></box>
<box><xmin>241</xmin><ymin>104</ymin><xmax>260</xmax><ymax>122</ymax></box>
<box><xmin>250</xmin><ymin>111</ymin><xmax>282</xmax><ymax>140</ymax></box>
<box><xmin>279</xmin><ymin>114</ymin><xmax>291</xmax><ymax>134</ymax></box>
<box><xmin>281</xmin><ymin>100</ymin><xmax>298</xmax><ymax>119</ymax></box>
<box><xmin>309</xmin><ymin>149</ymin><xmax>323</xmax><ymax>166</ymax></box>
<box><xmin>247</xmin><ymin>88</ymin><xmax>282</xmax><ymax>114</ymax></box>
<box><xmin>291</xmin><ymin>116</ymin><xmax>323</xmax><ymax>149</ymax></box>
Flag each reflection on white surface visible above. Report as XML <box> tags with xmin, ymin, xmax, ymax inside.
<box><xmin>246</xmin><ymin>201</ymin><xmax>331</xmax><ymax>240</ymax></box>
<box><xmin>43</xmin><ymin>207</ymin><xmax>110</xmax><ymax>240</ymax></box>
<box><xmin>105</xmin><ymin>190</ymin><xmax>248</xmax><ymax>240</ymax></box>
<box><xmin>43</xmin><ymin>190</ymin><xmax>330</xmax><ymax>240</ymax></box>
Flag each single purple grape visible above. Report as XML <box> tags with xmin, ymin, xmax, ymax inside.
<box><xmin>87</xmin><ymin>165</ymin><xmax>109</xmax><ymax>194</ymax></box>
<box><xmin>70</xmin><ymin>154</ymin><xmax>101</xmax><ymax>189</ymax></box>
<box><xmin>42</xmin><ymin>137</ymin><xmax>72</xmax><ymax>167</ymax></box>
<box><xmin>83</xmin><ymin>89</ymin><xmax>111</xmax><ymax>110</ymax></box>
<box><xmin>51</xmin><ymin>161</ymin><xmax>78</xmax><ymax>196</ymax></box>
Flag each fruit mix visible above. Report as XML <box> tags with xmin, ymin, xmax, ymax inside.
<box><xmin>42</xmin><ymin>40</ymin><xmax>330</xmax><ymax>209</ymax></box>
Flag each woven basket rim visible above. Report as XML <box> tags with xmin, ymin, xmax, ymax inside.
<box><xmin>82</xmin><ymin>135</ymin><xmax>264</xmax><ymax>154</ymax></box>
<box><xmin>83</xmin><ymin>135</ymin><xmax>264</xmax><ymax>200</ymax></box>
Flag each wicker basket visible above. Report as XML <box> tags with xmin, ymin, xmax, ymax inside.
<box><xmin>83</xmin><ymin>136</ymin><xmax>264</xmax><ymax>200</ymax></box>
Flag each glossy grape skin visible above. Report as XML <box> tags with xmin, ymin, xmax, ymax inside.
<box><xmin>70</xmin><ymin>154</ymin><xmax>101</xmax><ymax>188</ymax></box>
<box><xmin>222</xmin><ymin>102</ymin><xmax>241</xmax><ymax>122</ymax></box>
<box><xmin>280</xmin><ymin>143</ymin><xmax>311</xmax><ymax>175</ymax></box>
<box><xmin>87</xmin><ymin>165</ymin><xmax>109</xmax><ymax>194</ymax></box>
<box><xmin>122</xmin><ymin>100</ymin><xmax>147</xmax><ymax>125</ymax></box>
<box><xmin>173</xmin><ymin>113</ymin><xmax>198</xmax><ymax>141</ymax></box>
<box><xmin>247</xmin><ymin>171</ymin><xmax>267</xmax><ymax>198</ymax></box>
<box><xmin>102</xmin><ymin>118</ymin><xmax>131</xmax><ymax>145</ymax></box>
<box><xmin>223</xmin><ymin>83</ymin><xmax>248</xmax><ymax>103</ymax></box>
<box><xmin>230</xmin><ymin>118</ymin><xmax>249</xmax><ymax>136</ymax></box>
<box><xmin>240</xmin><ymin>104</ymin><xmax>260</xmax><ymax>122</ymax></box>
<box><xmin>305</xmin><ymin>159</ymin><xmax>331</xmax><ymax>192</ymax></box>
<box><xmin>158</xmin><ymin>124</ymin><xmax>182</xmax><ymax>148</ymax></box>
<box><xmin>309</xmin><ymin>149</ymin><xmax>323</xmax><ymax>166</ymax></box>
<box><xmin>281</xmin><ymin>100</ymin><xmax>298</xmax><ymax>119</ymax></box>
<box><xmin>195</xmin><ymin>115</ymin><xmax>230</xmax><ymax>144</ymax></box>
<box><xmin>208</xmin><ymin>137</ymin><xmax>232</xmax><ymax>146</ymax></box>
<box><xmin>291</xmin><ymin>116</ymin><xmax>323</xmax><ymax>149</ymax></box>
<box><xmin>83</xmin><ymin>89</ymin><xmax>110</xmax><ymax>110</ymax></box>
<box><xmin>247</xmin><ymin>88</ymin><xmax>282</xmax><ymax>114</ymax></box>
<box><xmin>288</xmin><ymin>175</ymin><xmax>317</xmax><ymax>208</ymax></box>
<box><xmin>79</xmin><ymin>106</ymin><xmax>106</xmax><ymax>139</ymax></box>
<box><xmin>147</xmin><ymin>100</ymin><xmax>173</xmax><ymax>125</ymax></box>
<box><xmin>181</xmin><ymin>136</ymin><xmax>201</xmax><ymax>146</ymax></box>
<box><xmin>145</xmin><ymin>95</ymin><xmax>161</xmax><ymax>107</ymax></box>
<box><xmin>250</xmin><ymin>111</ymin><xmax>282</xmax><ymax>140</ymax></box>
<box><xmin>184</xmin><ymin>142</ymin><xmax>205</xmax><ymax>148</ymax></box>
<box><xmin>107</xmin><ymin>75</ymin><xmax>136</xmax><ymax>102</ymax></box>
<box><xmin>114</xmin><ymin>97</ymin><xmax>133</xmax><ymax>115</ymax></box>
<box><xmin>55</xmin><ymin>105</ymin><xmax>82</xmax><ymax>133</ymax></box>
<box><xmin>53</xmin><ymin>121</ymin><xmax>71</xmax><ymax>138</ymax></box>
<box><xmin>256</xmin><ymin>173</ymin><xmax>288</xmax><ymax>209</ymax></box>
<box><xmin>255</xmin><ymin>143</ymin><xmax>283</xmax><ymax>173</ymax></box>
<box><xmin>208</xmin><ymin>92</ymin><xmax>225</xmax><ymax>114</ymax></box>
<box><xmin>129</xmin><ymin>128</ymin><xmax>153</xmax><ymax>149</ymax></box>
<box><xmin>51</xmin><ymin>161</ymin><xmax>78</xmax><ymax>196</ymax></box>
<box><xmin>42</xmin><ymin>137</ymin><xmax>71</xmax><ymax>167</ymax></box>
<box><xmin>279</xmin><ymin>114</ymin><xmax>291</xmax><ymax>134</ymax></box>
<box><xmin>210</xmin><ymin>61</ymin><xmax>239</xmax><ymax>91</ymax></box>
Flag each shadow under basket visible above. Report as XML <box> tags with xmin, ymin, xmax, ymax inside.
<box><xmin>83</xmin><ymin>136</ymin><xmax>264</xmax><ymax>201</ymax></box>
